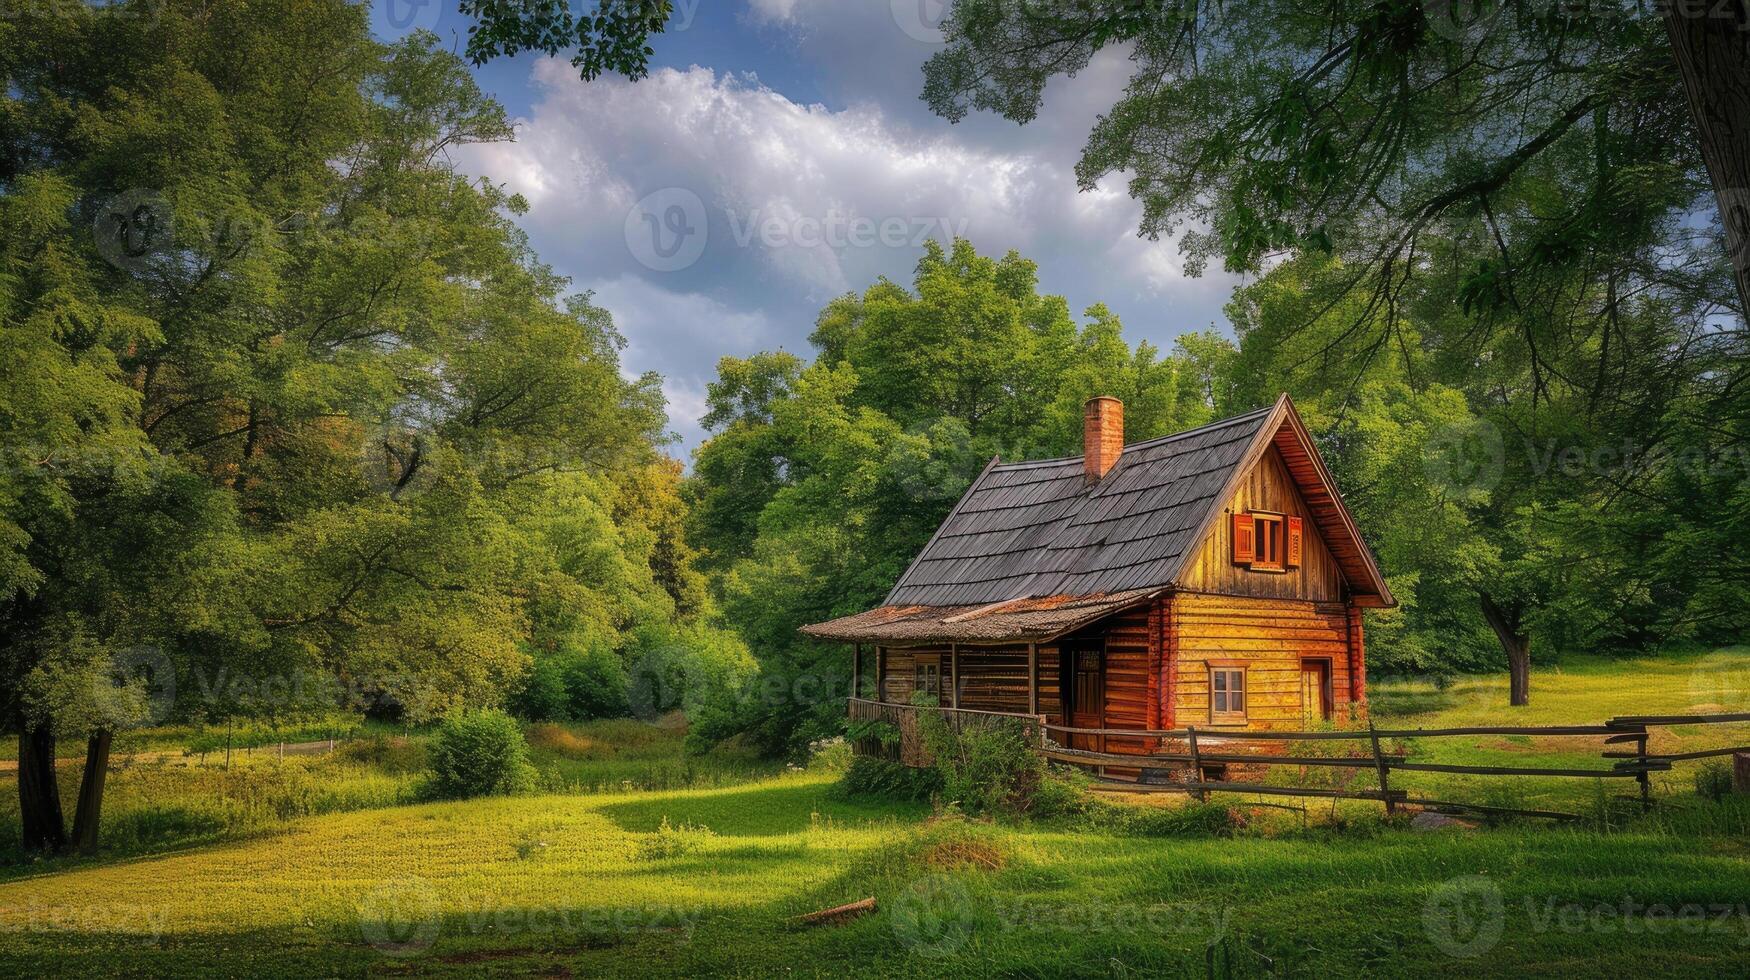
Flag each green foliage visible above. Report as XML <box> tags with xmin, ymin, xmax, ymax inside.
<box><xmin>424</xmin><ymin>710</ymin><xmax>535</xmax><ymax>799</ymax></box>
<box><xmin>0</xmin><ymin>0</ymin><xmax>719</xmax><ymax>850</ymax></box>
<box><xmin>511</xmin><ymin>644</ymin><xmax>630</xmax><ymax>722</ymax></box>
<box><xmin>1695</xmin><ymin>762</ymin><xmax>1735</xmax><ymax>803</ymax></box>
<box><xmin>837</xmin><ymin>756</ymin><xmax>943</xmax><ymax>803</ymax></box>
<box><xmin>634</xmin><ymin>816</ymin><xmax>717</xmax><ymax>861</ymax></box>
<box><xmin>690</xmin><ymin>239</ymin><xmax>1232</xmax><ymax>756</ymax></box>
<box><xmin>844</xmin><ymin>718</ymin><xmax>901</xmax><ymax>750</ymax></box>
<box><xmin>916</xmin><ymin>713</ymin><xmax>1047</xmax><ymax>817</ymax></box>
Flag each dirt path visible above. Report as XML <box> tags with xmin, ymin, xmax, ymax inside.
<box><xmin>0</xmin><ymin>739</ymin><xmax>338</xmax><ymax>772</ymax></box>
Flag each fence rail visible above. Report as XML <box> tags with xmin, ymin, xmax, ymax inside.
<box><xmin>846</xmin><ymin>698</ymin><xmax>1750</xmax><ymax>821</ymax></box>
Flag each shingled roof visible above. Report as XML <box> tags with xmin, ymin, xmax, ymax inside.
<box><xmin>801</xmin><ymin>394</ymin><xmax>1392</xmax><ymax>645</ymax></box>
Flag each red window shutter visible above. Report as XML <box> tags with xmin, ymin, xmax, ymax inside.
<box><xmin>1286</xmin><ymin>516</ymin><xmax>1304</xmax><ymax>568</ymax></box>
<box><xmin>1232</xmin><ymin>512</ymin><xmax>1255</xmax><ymax>565</ymax></box>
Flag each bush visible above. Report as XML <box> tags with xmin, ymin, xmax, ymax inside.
<box><xmin>838</xmin><ymin>756</ymin><xmax>943</xmax><ymax>802</ymax></box>
<box><xmin>510</xmin><ymin>644</ymin><xmax>631</xmax><ymax>722</ymax></box>
<box><xmin>918</xmin><ymin>714</ymin><xmax>1047</xmax><ymax>817</ymax></box>
<box><xmin>635</xmin><ymin>816</ymin><xmax>717</xmax><ymax>860</ymax></box>
<box><xmin>1696</xmin><ymin>761</ymin><xmax>1736</xmax><ymax>801</ymax></box>
<box><xmin>426</xmin><ymin>710</ymin><xmax>535</xmax><ymax>799</ymax></box>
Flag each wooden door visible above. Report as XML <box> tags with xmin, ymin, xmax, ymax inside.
<box><xmin>1065</xmin><ymin>646</ymin><xmax>1104</xmax><ymax>752</ymax></box>
<box><xmin>1300</xmin><ymin>660</ymin><xmax>1332</xmax><ymax>726</ymax></box>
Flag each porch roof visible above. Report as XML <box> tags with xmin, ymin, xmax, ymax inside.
<box><xmin>798</xmin><ymin>588</ymin><xmax>1161</xmax><ymax>646</ymax></box>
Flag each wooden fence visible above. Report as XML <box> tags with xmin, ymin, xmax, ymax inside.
<box><xmin>846</xmin><ymin>698</ymin><xmax>1750</xmax><ymax>821</ymax></box>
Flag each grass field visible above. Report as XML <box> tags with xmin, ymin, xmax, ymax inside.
<box><xmin>1</xmin><ymin>649</ymin><xmax>1748</xmax><ymax>977</ymax></box>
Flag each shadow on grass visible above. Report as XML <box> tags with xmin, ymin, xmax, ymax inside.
<box><xmin>597</xmin><ymin>780</ymin><xmax>929</xmax><ymax>837</ymax></box>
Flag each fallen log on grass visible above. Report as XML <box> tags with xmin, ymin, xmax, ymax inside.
<box><xmin>793</xmin><ymin>897</ymin><xmax>876</xmax><ymax>926</ymax></box>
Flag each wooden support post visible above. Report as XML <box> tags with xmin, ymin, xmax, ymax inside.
<box><xmin>852</xmin><ymin>644</ymin><xmax>862</xmax><ymax>702</ymax></box>
<box><xmin>1636</xmin><ymin>729</ymin><xmax>1652</xmax><ymax>810</ymax></box>
<box><xmin>1368</xmin><ymin>721</ymin><xmax>1394</xmax><ymax>815</ymax></box>
<box><xmin>948</xmin><ymin>643</ymin><xmax>959</xmax><ymax>709</ymax></box>
<box><xmin>1027</xmin><ymin>643</ymin><xmax>1038</xmax><ymax>716</ymax></box>
<box><xmin>876</xmin><ymin>646</ymin><xmax>886</xmax><ymax>703</ymax></box>
<box><xmin>1735</xmin><ymin>753</ymin><xmax>1750</xmax><ymax>796</ymax></box>
<box><xmin>1187</xmin><ymin>726</ymin><xmax>1205</xmax><ymax>802</ymax></box>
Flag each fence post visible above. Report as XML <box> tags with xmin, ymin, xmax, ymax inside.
<box><xmin>1635</xmin><ymin>727</ymin><xmax>1652</xmax><ymax>810</ymax></box>
<box><xmin>1368</xmin><ymin>721</ymin><xmax>1395</xmax><ymax>815</ymax></box>
<box><xmin>1187</xmin><ymin>726</ymin><xmax>1205</xmax><ymax>802</ymax></box>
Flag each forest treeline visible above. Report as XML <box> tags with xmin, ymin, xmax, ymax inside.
<box><xmin>3</xmin><ymin>0</ymin><xmax>1746</xmax><ymax>851</ymax></box>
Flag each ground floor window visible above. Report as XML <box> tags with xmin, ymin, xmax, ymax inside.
<box><xmin>1210</xmin><ymin>667</ymin><xmax>1247</xmax><ymax>724</ymax></box>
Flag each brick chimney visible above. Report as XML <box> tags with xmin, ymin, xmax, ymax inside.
<box><xmin>1083</xmin><ymin>396</ymin><xmax>1124</xmax><ymax>482</ymax></box>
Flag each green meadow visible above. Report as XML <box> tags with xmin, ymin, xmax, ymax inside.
<box><xmin>3</xmin><ymin>649</ymin><xmax>1750</xmax><ymax>977</ymax></box>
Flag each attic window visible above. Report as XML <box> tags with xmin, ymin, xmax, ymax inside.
<box><xmin>1232</xmin><ymin>512</ymin><xmax>1302</xmax><ymax>572</ymax></box>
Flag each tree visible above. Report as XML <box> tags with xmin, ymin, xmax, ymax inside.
<box><xmin>923</xmin><ymin>1</ymin><xmax>1745</xmax><ymax>324</ymax></box>
<box><xmin>688</xmin><ymin>240</ymin><xmax>1227</xmax><ymax>755</ymax></box>
<box><xmin>454</xmin><ymin>0</ymin><xmax>673</xmax><ymax>81</ymax></box>
<box><xmin>1</xmin><ymin>0</ymin><xmax>680</xmax><ymax>852</ymax></box>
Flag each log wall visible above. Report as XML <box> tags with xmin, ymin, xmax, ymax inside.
<box><xmin>1171</xmin><ymin>592</ymin><xmax>1355</xmax><ymax>730</ymax></box>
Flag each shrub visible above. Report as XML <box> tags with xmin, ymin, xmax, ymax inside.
<box><xmin>636</xmin><ymin>816</ymin><xmax>717</xmax><ymax>860</ymax></box>
<box><xmin>1696</xmin><ymin>761</ymin><xmax>1736</xmax><ymax>801</ymax></box>
<box><xmin>917</xmin><ymin>714</ymin><xmax>1046</xmax><ymax>817</ymax></box>
<box><xmin>425</xmin><ymin>710</ymin><xmax>535</xmax><ymax>799</ymax></box>
<box><xmin>510</xmin><ymin>644</ymin><xmax>631</xmax><ymax>722</ymax></box>
<box><xmin>838</xmin><ymin>756</ymin><xmax>943</xmax><ymax>801</ymax></box>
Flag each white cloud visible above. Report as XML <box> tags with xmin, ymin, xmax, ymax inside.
<box><xmin>456</xmin><ymin>54</ymin><xmax>1238</xmax><ymax>453</ymax></box>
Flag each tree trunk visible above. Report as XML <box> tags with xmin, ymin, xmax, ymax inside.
<box><xmin>17</xmin><ymin>727</ymin><xmax>66</xmax><ymax>853</ymax></box>
<box><xmin>1662</xmin><ymin>0</ymin><xmax>1750</xmax><ymax>318</ymax></box>
<box><xmin>1479</xmin><ymin>592</ymin><xmax>1532</xmax><ymax>707</ymax></box>
<box><xmin>70</xmin><ymin>730</ymin><xmax>113</xmax><ymax>855</ymax></box>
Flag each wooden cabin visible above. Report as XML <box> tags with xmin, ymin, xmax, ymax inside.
<box><xmin>802</xmin><ymin>394</ymin><xmax>1394</xmax><ymax>777</ymax></box>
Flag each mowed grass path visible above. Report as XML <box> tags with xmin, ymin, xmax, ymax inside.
<box><xmin>2</xmin><ymin>649</ymin><xmax>1750</xmax><ymax>976</ymax></box>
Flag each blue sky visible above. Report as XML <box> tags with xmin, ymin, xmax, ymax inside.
<box><xmin>377</xmin><ymin>1</ymin><xmax>1243</xmax><ymax>453</ymax></box>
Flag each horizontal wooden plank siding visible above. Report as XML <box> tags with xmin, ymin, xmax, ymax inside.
<box><xmin>1173</xmin><ymin>593</ymin><xmax>1354</xmax><ymax>731</ymax></box>
<box><xmin>955</xmin><ymin>645</ymin><xmax>1032</xmax><ymax>713</ymax></box>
